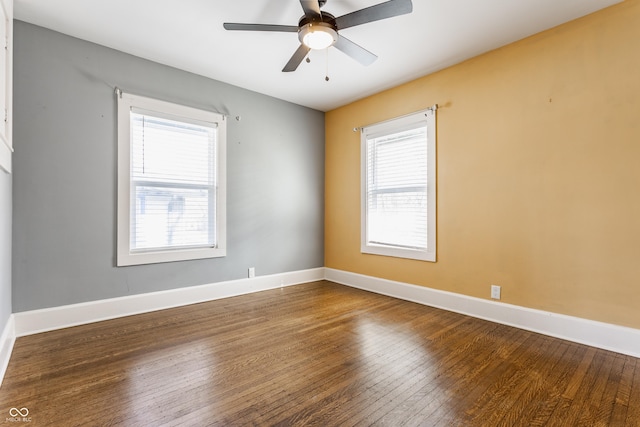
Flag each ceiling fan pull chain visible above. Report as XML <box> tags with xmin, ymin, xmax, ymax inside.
<box><xmin>325</xmin><ymin>48</ymin><xmax>330</xmax><ymax>82</ymax></box>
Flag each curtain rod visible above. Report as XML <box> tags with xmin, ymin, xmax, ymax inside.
<box><xmin>352</xmin><ymin>104</ymin><xmax>438</xmax><ymax>133</ymax></box>
<box><xmin>114</xmin><ymin>87</ymin><xmax>231</xmax><ymax>119</ymax></box>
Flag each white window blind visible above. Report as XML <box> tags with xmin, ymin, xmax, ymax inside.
<box><xmin>130</xmin><ymin>110</ymin><xmax>217</xmax><ymax>252</ymax></box>
<box><xmin>361</xmin><ymin>108</ymin><xmax>436</xmax><ymax>262</ymax></box>
<box><xmin>117</xmin><ymin>91</ymin><xmax>226</xmax><ymax>266</ymax></box>
<box><xmin>366</xmin><ymin>126</ymin><xmax>428</xmax><ymax>250</ymax></box>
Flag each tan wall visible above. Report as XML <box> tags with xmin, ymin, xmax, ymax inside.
<box><xmin>325</xmin><ymin>0</ymin><xmax>640</xmax><ymax>329</ymax></box>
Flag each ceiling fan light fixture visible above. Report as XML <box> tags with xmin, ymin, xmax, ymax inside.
<box><xmin>299</xmin><ymin>23</ymin><xmax>338</xmax><ymax>50</ymax></box>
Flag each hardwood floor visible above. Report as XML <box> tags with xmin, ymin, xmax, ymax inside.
<box><xmin>1</xmin><ymin>281</ymin><xmax>639</xmax><ymax>426</ymax></box>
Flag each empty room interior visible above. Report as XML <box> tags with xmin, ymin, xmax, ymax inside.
<box><xmin>1</xmin><ymin>0</ymin><xmax>639</xmax><ymax>425</ymax></box>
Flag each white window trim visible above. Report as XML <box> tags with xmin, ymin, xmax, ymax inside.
<box><xmin>0</xmin><ymin>0</ymin><xmax>13</xmax><ymax>174</ymax></box>
<box><xmin>116</xmin><ymin>91</ymin><xmax>227</xmax><ymax>266</ymax></box>
<box><xmin>361</xmin><ymin>108</ymin><xmax>437</xmax><ymax>262</ymax></box>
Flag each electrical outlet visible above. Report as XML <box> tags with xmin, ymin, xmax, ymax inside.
<box><xmin>491</xmin><ymin>285</ymin><xmax>501</xmax><ymax>300</ymax></box>
<box><xmin>248</xmin><ymin>267</ymin><xmax>255</xmax><ymax>278</ymax></box>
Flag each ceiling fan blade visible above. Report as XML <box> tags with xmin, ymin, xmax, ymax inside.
<box><xmin>335</xmin><ymin>0</ymin><xmax>413</xmax><ymax>30</ymax></box>
<box><xmin>334</xmin><ymin>35</ymin><xmax>377</xmax><ymax>66</ymax></box>
<box><xmin>223</xmin><ymin>23</ymin><xmax>299</xmax><ymax>32</ymax></box>
<box><xmin>283</xmin><ymin>44</ymin><xmax>311</xmax><ymax>72</ymax></box>
<box><xmin>300</xmin><ymin>0</ymin><xmax>322</xmax><ymax>21</ymax></box>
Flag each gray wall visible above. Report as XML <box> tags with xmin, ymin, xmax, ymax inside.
<box><xmin>0</xmin><ymin>170</ymin><xmax>10</xmax><ymax>330</ymax></box>
<box><xmin>12</xmin><ymin>21</ymin><xmax>325</xmax><ymax>312</ymax></box>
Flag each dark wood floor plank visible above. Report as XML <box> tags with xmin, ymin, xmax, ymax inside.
<box><xmin>344</xmin><ymin>318</ymin><xmax>496</xmax><ymax>426</ymax></box>
<box><xmin>513</xmin><ymin>340</ymin><xmax>578</xmax><ymax>426</ymax></box>
<box><xmin>221</xmin><ymin>297</ymin><xmax>410</xmax><ymax>424</ymax></box>
<box><xmin>1</xmin><ymin>280</ymin><xmax>638</xmax><ymax>426</ymax></box>
<box><xmin>609</xmin><ymin>356</ymin><xmax>634</xmax><ymax>425</ymax></box>
<box><xmin>594</xmin><ymin>353</ymin><xmax>627</xmax><ymax>426</ymax></box>
<box><xmin>548</xmin><ymin>349</ymin><xmax>609</xmax><ymax>427</ymax></box>
<box><xmin>261</xmin><ymin>303</ymin><xmax>458</xmax><ymax>425</ymax></box>
<box><xmin>563</xmin><ymin>345</ymin><xmax>598</xmax><ymax>400</ymax></box>
<box><xmin>544</xmin><ymin>345</ymin><xmax>597</xmax><ymax>427</ymax></box>
<box><xmin>495</xmin><ymin>336</ymin><xmax>567</xmax><ymax>426</ymax></box>
<box><xmin>576</xmin><ymin>351</ymin><xmax>615</xmax><ymax>426</ymax></box>
<box><xmin>626</xmin><ymin>357</ymin><xmax>640</xmax><ymax>426</ymax></box>
<box><xmin>342</xmin><ymin>344</ymin><xmax>462</xmax><ymax>425</ymax></box>
<box><xmin>390</xmin><ymin>323</ymin><xmax>528</xmax><ymax>426</ymax></box>
<box><xmin>465</xmin><ymin>333</ymin><xmax>555</xmax><ymax>426</ymax></box>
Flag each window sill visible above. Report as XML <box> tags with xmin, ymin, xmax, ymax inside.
<box><xmin>361</xmin><ymin>244</ymin><xmax>435</xmax><ymax>262</ymax></box>
<box><xmin>117</xmin><ymin>246</ymin><xmax>226</xmax><ymax>266</ymax></box>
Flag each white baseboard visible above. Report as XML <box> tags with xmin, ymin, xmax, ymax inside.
<box><xmin>14</xmin><ymin>268</ymin><xmax>324</xmax><ymax>337</ymax></box>
<box><xmin>324</xmin><ymin>268</ymin><xmax>640</xmax><ymax>358</ymax></box>
<box><xmin>0</xmin><ymin>314</ymin><xmax>16</xmax><ymax>388</ymax></box>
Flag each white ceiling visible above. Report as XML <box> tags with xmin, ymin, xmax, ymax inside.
<box><xmin>14</xmin><ymin>0</ymin><xmax>621</xmax><ymax>112</ymax></box>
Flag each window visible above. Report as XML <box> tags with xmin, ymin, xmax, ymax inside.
<box><xmin>117</xmin><ymin>91</ymin><xmax>226</xmax><ymax>266</ymax></box>
<box><xmin>361</xmin><ymin>108</ymin><xmax>436</xmax><ymax>262</ymax></box>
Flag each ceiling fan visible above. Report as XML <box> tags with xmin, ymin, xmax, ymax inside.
<box><xmin>223</xmin><ymin>0</ymin><xmax>413</xmax><ymax>72</ymax></box>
